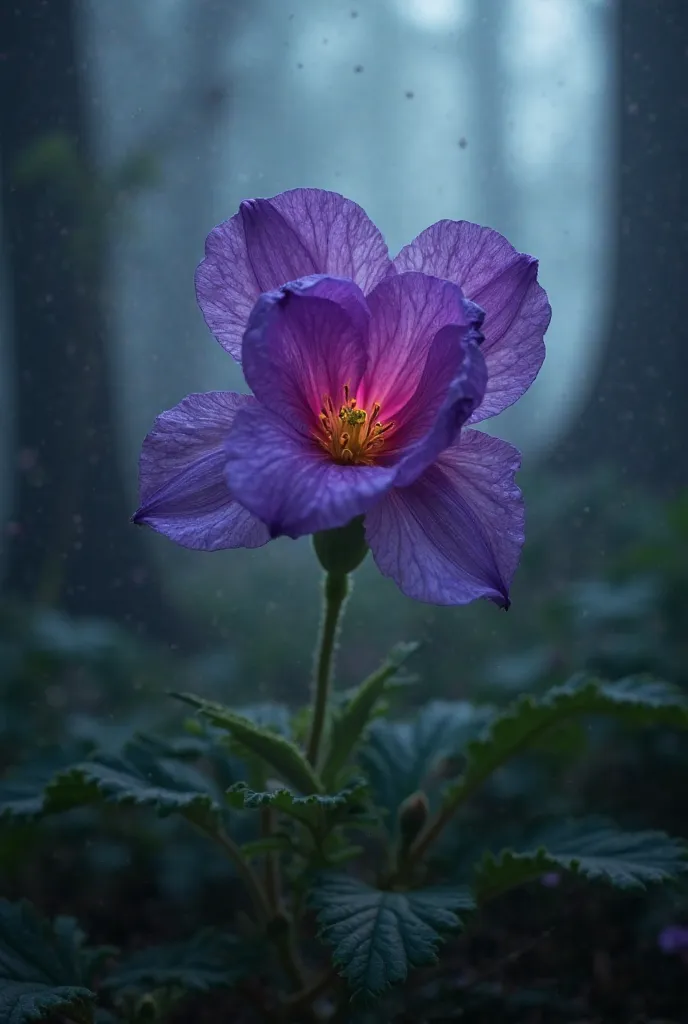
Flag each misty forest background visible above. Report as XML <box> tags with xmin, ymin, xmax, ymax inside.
<box><xmin>1</xmin><ymin>2</ymin><xmax>688</xmax><ymax>1021</ymax></box>
<box><xmin>1</xmin><ymin>0</ymin><xmax>685</xmax><ymax>704</ymax></box>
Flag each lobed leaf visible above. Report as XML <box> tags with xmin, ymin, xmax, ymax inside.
<box><xmin>44</xmin><ymin>741</ymin><xmax>221</xmax><ymax>827</ymax></box>
<box><xmin>442</xmin><ymin>675</ymin><xmax>688</xmax><ymax>810</ymax></box>
<box><xmin>226</xmin><ymin>779</ymin><xmax>369</xmax><ymax>839</ymax></box>
<box><xmin>321</xmin><ymin>642</ymin><xmax>419</xmax><ymax>787</ymax></box>
<box><xmin>310</xmin><ymin>875</ymin><xmax>474</xmax><ymax>999</ymax></box>
<box><xmin>474</xmin><ymin>823</ymin><xmax>688</xmax><ymax>902</ymax></box>
<box><xmin>102</xmin><ymin>929</ymin><xmax>253</xmax><ymax>995</ymax></box>
<box><xmin>172</xmin><ymin>692</ymin><xmax>322</xmax><ymax>795</ymax></box>
<box><xmin>0</xmin><ymin>779</ymin><xmax>48</xmax><ymax>825</ymax></box>
<box><xmin>0</xmin><ymin>899</ymin><xmax>95</xmax><ymax>1023</ymax></box>
<box><xmin>360</xmin><ymin>701</ymin><xmax>493</xmax><ymax>822</ymax></box>
<box><xmin>0</xmin><ymin>746</ymin><xmax>95</xmax><ymax>824</ymax></box>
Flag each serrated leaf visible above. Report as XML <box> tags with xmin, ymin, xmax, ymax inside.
<box><xmin>443</xmin><ymin>675</ymin><xmax>688</xmax><ymax>810</ymax></box>
<box><xmin>321</xmin><ymin>643</ymin><xmax>419</xmax><ymax>787</ymax></box>
<box><xmin>237</xmin><ymin>702</ymin><xmax>292</xmax><ymax>736</ymax></box>
<box><xmin>360</xmin><ymin>701</ymin><xmax>494</xmax><ymax>822</ymax></box>
<box><xmin>0</xmin><ymin>779</ymin><xmax>47</xmax><ymax>824</ymax></box>
<box><xmin>172</xmin><ymin>693</ymin><xmax>322</xmax><ymax>795</ymax></box>
<box><xmin>474</xmin><ymin>824</ymin><xmax>688</xmax><ymax>901</ymax></box>
<box><xmin>44</xmin><ymin>740</ymin><xmax>221</xmax><ymax>826</ymax></box>
<box><xmin>102</xmin><ymin>929</ymin><xmax>253</xmax><ymax>995</ymax></box>
<box><xmin>0</xmin><ymin>899</ymin><xmax>95</xmax><ymax>1023</ymax></box>
<box><xmin>0</xmin><ymin>746</ymin><xmax>95</xmax><ymax>824</ymax></box>
<box><xmin>226</xmin><ymin>780</ymin><xmax>368</xmax><ymax>835</ymax></box>
<box><xmin>310</xmin><ymin>875</ymin><xmax>474</xmax><ymax>998</ymax></box>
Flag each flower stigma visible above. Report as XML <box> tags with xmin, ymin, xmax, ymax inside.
<box><xmin>316</xmin><ymin>384</ymin><xmax>395</xmax><ymax>465</ymax></box>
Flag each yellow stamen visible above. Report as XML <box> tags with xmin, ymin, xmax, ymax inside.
<box><xmin>315</xmin><ymin>384</ymin><xmax>395</xmax><ymax>465</ymax></box>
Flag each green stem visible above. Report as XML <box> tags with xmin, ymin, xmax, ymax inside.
<box><xmin>273</xmin><ymin>923</ymin><xmax>307</xmax><ymax>992</ymax></box>
<box><xmin>306</xmin><ymin>571</ymin><xmax>349</xmax><ymax>768</ymax></box>
<box><xmin>405</xmin><ymin>710</ymin><xmax>575</xmax><ymax>870</ymax></box>
<box><xmin>404</xmin><ymin>806</ymin><xmax>455</xmax><ymax>868</ymax></box>
<box><xmin>401</xmin><ymin>777</ymin><xmax>485</xmax><ymax>873</ymax></box>
<box><xmin>281</xmin><ymin>966</ymin><xmax>336</xmax><ymax>1013</ymax></box>
<box><xmin>261</xmin><ymin>806</ymin><xmax>281</xmax><ymax>914</ymax></box>
<box><xmin>200</xmin><ymin>824</ymin><xmax>272</xmax><ymax>925</ymax></box>
<box><xmin>202</xmin><ymin>823</ymin><xmax>311</xmax><ymax>1012</ymax></box>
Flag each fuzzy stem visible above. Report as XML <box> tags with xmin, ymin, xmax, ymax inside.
<box><xmin>199</xmin><ymin>824</ymin><xmax>271</xmax><ymax>925</ymax></box>
<box><xmin>306</xmin><ymin>572</ymin><xmax>349</xmax><ymax>768</ymax></box>
<box><xmin>281</xmin><ymin>966</ymin><xmax>337</xmax><ymax>1014</ymax></box>
<box><xmin>261</xmin><ymin>806</ymin><xmax>281</xmax><ymax>913</ymax></box>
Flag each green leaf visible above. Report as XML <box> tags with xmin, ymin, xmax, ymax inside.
<box><xmin>44</xmin><ymin>740</ymin><xmax>220</xmax><ymax>826</ymax></box>
<box><xmin>0</xmin><ymin>779</ymin><xmax>47</xmax><ymax>824</ymax></box>
<box><xmin>172</xmin><ymin>693</ymin><xmax>322</xmax><ymax>795</ymax></box>
<box><xmin>226</xmin><ymin>780</ymin><xmax>368</xmax><ymax>835</ymax></box>
<box><xmin>443</xmin><ymin>675</ymin><xmax>688</xmax><ymax>810</ymax></box>
<box><xmin>310</xmin><ymin>875</ymin><xmax>474</xmax><ymax>998</ymax></box>
<box><xmin>321</xmin><ymin>643</ymin><xmax>419</xmax><ymax>787</ymax></box>
<box><xmin>360</xmin><ymin>701</ymin><xmax>493</xmax><ymax>821</ymax></box>
<box><xmin>102</xmin><ymin>929</ymin><xmax>252</xmax><ymax>995</ymax></box>
<box><xmin>474</xmin><ymin>824</ymin><xmax>688</xmax><ymax>901</ymax></box>
<box><xmin>0</xmin><ymin>899</ymin><xmax>95</xmax><ymax>1023</ymax></box>
<box><xmin>0</xmin><ymin>748</ymin><xmax>90</xmax><ymax>824</ymax></box>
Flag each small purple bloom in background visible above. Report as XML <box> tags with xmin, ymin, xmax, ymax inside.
<box><xmin>540</xmin><ymin>871</ymin><xmax>562</xmax><ymax>888</ymax></box>
<box><xmin>658</xmin><ymin>924</ymin><xmax>688</xmax><ymax>955</ymax></box>
<box><xmin>133</xmin><ymin>189</ymin><xmax>551</xmax><ymax>607</ymax></box>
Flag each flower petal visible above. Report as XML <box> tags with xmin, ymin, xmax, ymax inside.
<box><xmin>394</xmin><ymin>221</ymin><xmax>551</xmax><ymax>421</ymax></box>
<box><xmin>390</xmin><ymin>324</ymin><xmax>487</xmax><ymax>487</ymax></box>
<box><xmin>360</xmin><ymin>271</ymin><xmax>483</xmax><ymax>419</ymax></box>
<box><xmin>365</xmin><ymin>429</ymin><xmax>524</xmax><ymax>607</ymax></box>
<box><xmin>133</xmin><ymin>392</ymin><xmax>270</xmax><ymax>551</ymax></box>
<box><xmin>225</xmin><ymin>403</ymin><xmax>397</xmax><ymax>539</ymax></box>
<box><xmin>195</xmin><ymin>188</ymin><xmax>393</xmax><ymax>361</ymax></box>
<box><xmin>242</xmin><ymin>276</ymin><xmax>369</xmax><ymax>434</ymax></box>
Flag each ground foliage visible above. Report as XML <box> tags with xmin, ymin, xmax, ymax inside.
<box><xmin>1</xmin><ymin>480</ymin><xmax>687</xmax><ymax>1022</ymax></box>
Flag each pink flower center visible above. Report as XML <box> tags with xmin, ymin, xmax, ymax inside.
<box><xmin>316</xmin><ymin>384</ymin><xmax>395</xmax><ymax>465</ymax></box>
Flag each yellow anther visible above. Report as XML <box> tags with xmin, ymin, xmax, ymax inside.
<box><xmin>314</xmin><ymin>384</ymin><xmax>394</xmax><ymax>465</ymax></box>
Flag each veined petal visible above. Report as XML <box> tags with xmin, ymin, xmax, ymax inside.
<box><xmin>390</xmin><ymin>326</ymin><xmax>487</xmax><ymax>487</ymax></box>
<box><xmin>359</xmin><ymin>271</ymin><xmax>483</xmax><ymax>420</ymax></box>
<box><xmin>195</xmin><ymin>188</ymin><xmax>393</xmax><ymax>361</ymax></box>
<box><xmin>366</xmin><ymin>429</ymin><xmax>524</xmax><ymax>607</ymax></box>
<box><xmin>133</xmin><ymin>392</ymin><xmax>270</xmax><ymax>551</ymax></box>
<box><xmin>225</xmin><ymin>403</ymin><xmax>397</xmax><ymax>539</ymax></box>
<box><xmin>394</xmin><ymin>221</ymin><xmax>551</xmax><ymax>421</ymax></box>
<box><xmin>242</xmin><ymin>277</ymin><xmax>369</xmax><ymax>434</ymax></box>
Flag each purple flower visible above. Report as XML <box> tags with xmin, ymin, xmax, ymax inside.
<box><xmin>658</xmin><ymin>924</ymin><xmax>688</xmax><ymax>955</ymax></box>
<box><xmin>134</xmin><ymin>189</ymin><xmax>551</xmax><ymax>607</ymax></box>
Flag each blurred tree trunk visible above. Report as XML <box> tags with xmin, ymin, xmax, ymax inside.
<box><xmin>0</xmin><ymin>0</ymin><xmax>187</xmax><ymax>640</ymax></box>
<box><xmin>472</xmin><ymin>0</ymin><xmax>513</xmax><ymax>237</ymax></box>
<box><xmin>552</xmin><ymin>0</ymin><xmax>688</xmax><ymax>495</ymax></box>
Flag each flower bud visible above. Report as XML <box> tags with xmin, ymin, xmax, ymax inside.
<box><xmin>134</xmin><ymin>994</ymin><xmax>160</xmax><ymax>1022</ymax></box>
<box><xmin>398</xmin><ymin>790</ymin><xmax>430</xmax><ymax>847</ymax></box>
<box><xmin>313</xmin><ymin>516</ymin><xmax>369</xmax><ymax>575</ymax></box>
